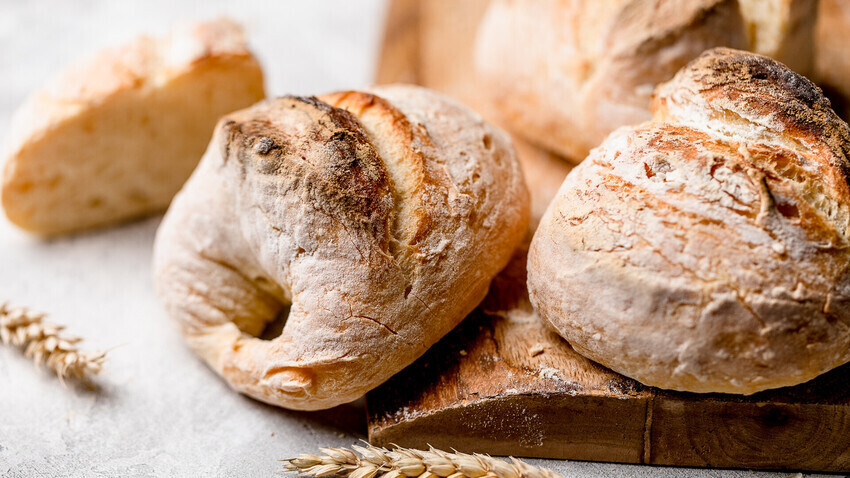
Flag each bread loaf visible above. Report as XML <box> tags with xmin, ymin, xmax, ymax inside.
<box><xmin>528</xmin><ymin>48</ymin><xmax>850</xmax><ymax>395</ymax></box>
<box><xmin>475</xmin><ymin>0</ymin><xmax>818</xmax><ymax>163</ymax></box>
<box><xmin>153</xmin><ymin>85</ymin><xmax>529</xmax><ymax>410</ymax></box>
<box><xmin>1</xmin><ymin>19</ymin><xmax>265</xmax><ymax>235</ymax></box>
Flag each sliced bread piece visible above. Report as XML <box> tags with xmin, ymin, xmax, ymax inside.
<box><xmin>1</xmin><ymin>18</ymin><xmax>265</xmax><ymax>235</ymax></box>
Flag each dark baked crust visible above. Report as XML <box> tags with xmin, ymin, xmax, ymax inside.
<box><xmin>220</xmin><ymin>97</ymin><xmax>394</xmax><ymax>244</ymax></box>
<box><xmin>153</xmin><ymin>85</ymin><xmax>530</xmax><ymax>410</ymax></box>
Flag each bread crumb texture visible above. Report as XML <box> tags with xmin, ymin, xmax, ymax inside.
<box><xmin>1</xmin><ymin>18</ymin><xmax>265</xmax><ymax>235</ymax></box>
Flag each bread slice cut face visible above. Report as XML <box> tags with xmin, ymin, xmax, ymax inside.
<box><xmin>2</xmin><ymin>18</ymin><xmax>265</xmax><ymax>235</ymax></box>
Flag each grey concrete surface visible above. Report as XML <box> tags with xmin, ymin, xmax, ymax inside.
<box><xmin>0</xmin><ymin>1</ymin><xmax>831</xmax><ymax>476</ymax></box>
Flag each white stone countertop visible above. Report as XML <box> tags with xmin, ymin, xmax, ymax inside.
<box><xmin>0</xmin><ymin>1</ymin><xmax>829</xmax><ymax>476</ymax></box>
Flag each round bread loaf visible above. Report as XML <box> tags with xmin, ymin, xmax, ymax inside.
<box><xmin>153</xmin><ymin>85</ymin><xmax>529</xmax><ymax>410</ymax></box>
<box><xmin>474</xmin><ymin>0</ymin><xmax>818</xmax><ymax>163</ymax></box>
<box><xmin>528</xmin><ymin>48</ymin><xmax>850</xmax><ymax>395</ymax></box>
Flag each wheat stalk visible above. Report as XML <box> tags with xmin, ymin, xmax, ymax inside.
<box><xmin>282</xmin><ymin>444</ymin><xmax>562</xmax><ymax>478</ymax></box>
<box><xmin>0</xmin><ymin>302</ymin><xmax>106</xmax><ymax>383</ymax></box>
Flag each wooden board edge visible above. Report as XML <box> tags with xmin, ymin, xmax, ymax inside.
<box><xmin>368</xmin><ymin>393</ymin><xmax>649</xmax><ymax>464</ymax></box>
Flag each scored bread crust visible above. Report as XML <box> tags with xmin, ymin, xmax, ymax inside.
<box><xmin>528</xmin><ymin>48</ymin><xmax>850</xmax><ymax>395</ymax></box>
<box><xmin>153</xmin><ymin>85</ymin><xmax>530</xmax><ymax>410</ymax></box>
<box><xmin>1</xmin><ymin>18</ymin><xmax>265</xmax><ymax>235</ymax></box>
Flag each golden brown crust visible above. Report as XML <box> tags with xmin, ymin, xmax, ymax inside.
<box><xmin>815</xmin><ymin>0</ymin><xmax>850</xmax><ymax>121</ymax></box>
<box><xmin>7</xmin><ymin>18</ymin><xmax>256</xmax><ymax>145</ymax></box>
<box><xmin>1</xmin><ymin>18</ymin><xmax>265</xmax><ymax>235</ymax></box>
<box><xmin>656</xmin><ymin>48</ymin><xmax>847</xmax><ymax>147</ymax></box>
<box><xmin>319</xmin><ymin>91</ymin><xmax>435</xmax><ymax>262</ymax></box>
<box><xmin>153</xmin><ymin>85</ymin><xmax>529</xmax><ymax>410</ymax></box>
<box><xmin>529</xmin><ymin>48</ymin><xmax>850</xmax><ymax>395</ymax></box>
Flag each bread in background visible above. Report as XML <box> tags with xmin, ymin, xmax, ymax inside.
<box><xmin>1</xmin><ymin>18</ymin><xmax>265</xmax><ymax>235</ymax></box>
<box><xmin>738</xmin><ymin>0</ymin><xmax>818</xmax><ymax>76</ymax></box>
<box><xmin>475</xmin><ymin>0</ymin><xmax>818</xmax><ymax>163</ymax></box>
<box><xmin>528</xmin><ymin>48</ymin><xmax>850</xmax><ymax>395</ymax></box>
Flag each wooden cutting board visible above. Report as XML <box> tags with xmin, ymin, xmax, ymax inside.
<box><xmin>366</xmin><ymin>0</ymin><xmax>850</xmax><ymax>473</ymax></box>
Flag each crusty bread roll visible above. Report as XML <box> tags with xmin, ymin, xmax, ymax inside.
<box><xmin>153</xmin><ymin>85</ymin><xmax>529</xmax><ymax>410</ymax></box>
<box><xmin>528</xmin><ymin>48</ymin><xmax>850</xmax><ymax>395</ymax></box>
<box><xmin>2</xmin><ymin>19</ymin><xmax>265</xmax><ymax>235</ymax></box>
<box><xmin>475</xmin><ymin>0</ymin><xmax>818</xmax><ymax>163</ymax></box>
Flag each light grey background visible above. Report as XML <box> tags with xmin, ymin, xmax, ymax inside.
<box><xmin>0</xmin><ymin>1</ymin><xmax>825</xmax><ymax>476</ymax></box>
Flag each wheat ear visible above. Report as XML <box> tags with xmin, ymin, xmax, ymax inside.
<box><xmin>0</xmin><ymin>302</ymin><xmax>106</xmax><ymax>383</ymax></box>
<box><xmin>282</xmin><ymin>444</ymin><xmax>562</xmax><ymax>478</ymax></box>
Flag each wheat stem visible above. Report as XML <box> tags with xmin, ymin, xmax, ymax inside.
<box><xmin>0</xmin><ymin>302</ymin><xmax>106</xmax><ymax>383</ymax></box>
<box><xmin>283</xmin><ymin>444</ymin><xmax>562</xmax><ymax>478</ymax></box>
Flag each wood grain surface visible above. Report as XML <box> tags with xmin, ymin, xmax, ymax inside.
<box><xmin>366</xmin><ymin>0</ymin><xmax>850</xmax><ymax>472</ymax></box>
